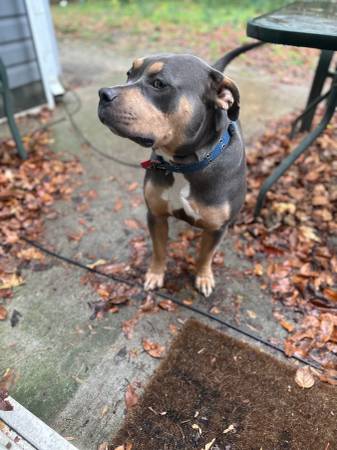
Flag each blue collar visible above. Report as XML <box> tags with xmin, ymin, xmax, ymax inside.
<box><xmin>141</xmin><ymin>122</ymin><xmax>235</xmax><ymax>174</ymax></box>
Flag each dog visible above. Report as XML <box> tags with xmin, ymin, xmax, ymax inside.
<box><xmin>98</xmin><ymin>53</ymin><xmax>246</xmax><ymax>297</ymax></box>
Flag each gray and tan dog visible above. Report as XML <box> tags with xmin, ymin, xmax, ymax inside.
<box><xmin>98</xmin><ymin>53</ymin><xmax>246</xmax><ymax>297</ymax></box>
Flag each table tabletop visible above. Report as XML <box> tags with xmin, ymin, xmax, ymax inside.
<box><xmin>247</xmin><ymin>1</ymin><xmax>337</xmax><ymax>50</ymax></box>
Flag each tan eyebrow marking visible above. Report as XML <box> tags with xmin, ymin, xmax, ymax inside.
<box><xmin>147</xmin><ymin>61</ymin><xmax>164</xmax><ymax>75</ymax></box>
<box><xmin>132</xmin><ymin>58</ymin><xmax>144</xmax><ymax>69</ymax></box>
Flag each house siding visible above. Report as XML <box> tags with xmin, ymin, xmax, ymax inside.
<box><xmin>0</xmin><ymin>0</ymin><xmax>46</xmax><ymax>116</ymax></box>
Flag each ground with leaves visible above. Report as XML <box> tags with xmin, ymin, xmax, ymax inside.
<box><xmin>234</xmin><ymin>110</ymin><xmax>337</xmax><ymax>383</ymax></box>
<box><xmin>0</xmin><ymin>125</ymin><xmax>82</xmax><ymax>322</ymax></box>
<box><xmin>1</xmin><ymin>40</ymin><xmax>336</xmax><ymax>448</ymax></box>
<box><xmin>2</xmin><ymin>107</ymin><xmax>336</xmax><ymax>381</ymax></box>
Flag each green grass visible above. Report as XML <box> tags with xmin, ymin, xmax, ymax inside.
<box><xmin>53</xmin><ymin>0</ymin><xmax>287</xmax><ymax>36</ymax></box>
<box><xmin>53</xmin><ymin>0</ymin><xmax>311</xmax><ymax>74</ymax></box>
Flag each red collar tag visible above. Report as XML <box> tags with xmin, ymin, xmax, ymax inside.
<box><xmin>141</xmin><ymin>159</ymin><xmax>156</xmax><ymax>169</ymax></box>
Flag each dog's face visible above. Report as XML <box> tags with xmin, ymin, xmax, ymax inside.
<box><xmin>98</xmin><ymin>54</ymin><xmax>239</xmax><ymax>155</ymax></box>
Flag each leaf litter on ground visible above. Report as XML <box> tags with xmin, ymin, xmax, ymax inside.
<box><xmin>234</xmin><ymin>109</ymin><xmax>337</xmax><ymax>383</ymax></box>
<box><xmin>1</xmin><ymin>102</ymin><xmax>337</xmax><ymax>386</ymax></box>
<box><xmin>0</xmin><ymin>122</ymin><xmax>83</xmax><ymax>321</ymax></box>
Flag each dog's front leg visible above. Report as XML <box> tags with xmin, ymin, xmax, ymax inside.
<box><xmin>144</xmin><ymin>211</ymin><xmax>168</xmax><ymax>291</ymax></box>
<box><xmin>195</xmin><ymin>227</ymin><xmax>226</xmax><ymax>297</ymax></box>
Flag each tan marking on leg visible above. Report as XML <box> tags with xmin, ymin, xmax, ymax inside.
<box><xmin>144</xmin><ymin>216</ymin><xmax>168</xmax><ymax>291</ymax></box>
<box><xmin>144</xmin><ymin>180</ymin><xmax>169</xmax><ymax>217</ymax></box>
<box><xmin>147</xmin><ymin>61</ymin><xmax>164</xmax><ymax>75</ymax></box>
<box><xmin>195</xmin><ymin>229</ymin><xmax>225</xmax><ymax>297</ymax></box>
<box><xmin>190</xmin><ymin>200</ymin><xmax>231</xmax><ymax>230</ymax></box>
<box><xmin>132</xmin><ymin>58</ymin><xmax>144</xmax><ymax>69</ymax></box>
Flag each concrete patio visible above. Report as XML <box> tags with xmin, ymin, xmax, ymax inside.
<box><xmin>0</xmin><ymin>38</ymin><xmax>309</xmax><ymax>449</ymax></box>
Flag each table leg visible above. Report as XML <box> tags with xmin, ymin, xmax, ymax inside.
<box><xmin>290</xmin><ymin>50</ymin><xmax>333</xmax><ymax>138</ymax></box>
<box><xmin>0</xmin><ymin>59</ymin><xmax>27</xmax><ymax>160</ymax></box>
<box><xmin>254</xmin><ymin>70</ymin><xmax>337</xmax><ymax>218</ymax></box>
<box><xmin>300</xmin><ymin>50</ymin><xmax>334</xmax><ymax>132</ymax></box>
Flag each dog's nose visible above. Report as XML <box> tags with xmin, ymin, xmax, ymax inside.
<box><xmin>98</xmin><ymin>87</ymin><xmax>118</xmax><ymax>103</ymax></box>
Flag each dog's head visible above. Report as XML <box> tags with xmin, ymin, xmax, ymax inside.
<box><xmin>98</xmin><ymin>54</ymin><xmax>239</xmax><ymax>156</ymax></box>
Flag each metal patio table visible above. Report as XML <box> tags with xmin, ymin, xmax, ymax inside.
<box><xmin>246</xmin><ymin>1</ymin><xmax>337</xmax><ymax>216</ymax></box>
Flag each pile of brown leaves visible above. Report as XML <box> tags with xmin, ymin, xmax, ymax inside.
<box><xmin>234</xmin><ymin>111</ymin><xmax>337</xmax><ymax>380</ymax></box>
<box><xmin>0</xmin><ymin>130</ymin><xmax>82</xmax><ymax>317</ymax></box>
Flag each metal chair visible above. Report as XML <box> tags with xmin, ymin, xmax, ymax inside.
<box><xmin>0</xmin><ymin>57</ymin><xmax>27</xmax><ymax>160</ymax></box>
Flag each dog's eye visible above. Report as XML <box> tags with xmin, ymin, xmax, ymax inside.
<box><xmin>126</xmin><ymin>70</ymin><xmax>131</xmax><ymax>79</ymax></box>
<box><xmin>152</xmin><ymin>79</ymin><xmax>165</xmax><ymax>89</ymax></box>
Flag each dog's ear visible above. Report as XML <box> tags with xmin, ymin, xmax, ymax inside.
<box><xmin>208</xmin><ymin>69</ymin><xmax>240</xmax><ymax>121</ymax></box>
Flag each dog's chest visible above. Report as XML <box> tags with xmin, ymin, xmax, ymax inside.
<box><xmin>161</xmin><ymin>174</ymin><xmax>199</xmax><ymax>219</ymax></box>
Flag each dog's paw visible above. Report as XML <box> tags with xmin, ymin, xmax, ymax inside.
<box><xmin>195</xmin><ymin>272</ymin><xmax>215</xmax><ymax>298</ymax></box>
<box><xmin>144</xmin><ymin>271</ymin><xmax>164</xmax><ymax>291</ymax></box>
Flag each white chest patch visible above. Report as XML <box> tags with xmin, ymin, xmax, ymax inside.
<box><xmin>161</xmin><ymin>173</ymin><xmax>200</xmax><ymax>220</ymax></box>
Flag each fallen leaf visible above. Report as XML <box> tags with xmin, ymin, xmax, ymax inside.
<box><xmin>17</xmin><ymin>247</ymin><xmax>45</xmax><ymax>261</ymax></box>
<box><xmin>101</xmin><ymin>405</ymin><xmax>109</xmax><ymax>417</ymax></box>
<box><xmin>295</xmin><ymin>366</ymin><xmax>315</xmax><ymax>389</ymax></box>
<box><xmin>86</xmin><ymin>259</ymin><xmax>108</xmax><ymax>269</ymax></box>
<box><xmin>274</xmin><ymin>312</ymin><xmax>295</xmax><ymax>332</ymax></box>
<box><xmin>318</xmin><ymin>315</ymin><xmax>334</xmax><ymax>344</ymax></box>
<box><xmin>272</xmin><ymin>202</ymin><xmax>296</xmax><ymax>214</ymax></box>
<box><xmin>140</xmin><ymin>295</ymin><xmax>158</xmax><ymax>313</ymax></box>
<box><xmin>0</xmin><ymin>306</ymin><xmax>8</xmax><ymax>321</ymax></box>
<box><xmin>210</xmin><ymin>306</ymin><xmax>221</xmax><ymax>315</ymax></box>
<box><xmin>182</xmin><ymin>298</ymin><xmax>193</xmax><ymax>305</ymax></box>
<box><xmin>124</xmin><ymin>218</ymin><xmax>142</xmax><ymax>230</ymax></box>
<box><xmin>127</xmin><ymin>182</ymin><xmax>139</xmax><ymax>192</ymax></box>
<box><xmin>203</xmin><ymin>438</ymin><xmax>216</xmax><ymax>450</ymax></box>
<box><xmin>67</xmin><ymin>230</ymin><xmax>85</xmax><ymax>242</ymax></box>
<box><xmin>97</xmin><ymin>262</ymin><xmax>128</xmax><ymax>275</ymax></box>
<box><xmin>122</xmin><ymin>315</ymin><xmax>140</xmax><ymax>340</ymax></box>
<box><xmin>143</xmin><ymin>339</ymin><xmax>165</xmax><ymax>358</ymax></box>
<box><xmin>158</xmin><ymin>300</ymin><xmax>177</xmax><ymax>312</ymax></box>
<box><xmin>114</xmin><ymin>444</ymin><xmax>132</xmax><ymax>450</ymax></box>
<box><xmin>169</xmin><ymin>324</ymin><xmax>178</xmax><ymax>335</ymax></box>
<box><xmin>247</xmin><ymin>310</ymin><xmax>257</xmax><ymax>319</ymax></box>
<box><xmin>254</xmin><ymin>263</ymin><xmax>264</xmax><ymax>276</ymax></box>
<box><xmin>113</xmin><ymin>197</ymin><xmax>124</xmax><ymax>212</ymax></box>
<box><xmin>125</xmin><ymin>383</ymin><xmax>139</xmax><ymax>410</ymax></box>
<box><xmin>0</xmin><ymin>274</ymin><xmax>24</xmax><ymax>290</ymax></box>
<box><xmin>323</xmin><ymin>288</ymin><xmax>337</xmax><ymax>303</ymax></box>
<box><xmin>279</xmin><ymin>319</ymin><xmax>295</xmax><ymax>333</ymax></box>
<box><xmin>191</xmin><ymin>423</ymin><xmax>202</xmax><ymax>434</ymax></box>
<box><xmin>312</xmin><ymin>195</ymin><xmax>329</xmax><ymax>206</ymax></box>
<box><xmin>223</xmin><ymin>424</ymin><xmax>236</xmax><ymax>434</ymax></box>
<box><xmin>88</xmin><ymin>301</ymin><xmax>118</xmax><ymax>320</ymax></box>
<box><xmin>299</xmin><ymin>225</ymin><xmax>321</xmax><ymax>242</ymax></box>
<box><xmin>0</xmin><ymin>368</ymin><xmax>16</xmax><ymax>391</ymax></box>
<box><xmin>0</xmin><ymin>389</ymin><xmax>13</xmax><ymax>411</ymax></box>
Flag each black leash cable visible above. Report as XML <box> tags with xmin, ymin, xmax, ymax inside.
<box><xmin>21</xmin><ymin>236</ymin><xmax>324</xmax><ymax>373</ymax></box>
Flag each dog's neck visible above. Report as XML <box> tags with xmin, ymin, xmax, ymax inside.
<box><xmin>154</xmin><ymin>110</ymin><xmax>229</xmax><ymax>165</ymax></box>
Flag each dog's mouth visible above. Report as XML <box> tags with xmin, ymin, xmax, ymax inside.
<box><xmin>98</xmin><ymin>104</ymin><xmax>155</xmax><ymax>148</ymax></box>
<box><xmin>130</xmin><ymin>136</ymin><xmax>154</xmax><ymax>147</ymax></box>
<box><xmin>106</xmin><ymin>124</ymin><xmax>154</xmax><ymax>148</ymax></box>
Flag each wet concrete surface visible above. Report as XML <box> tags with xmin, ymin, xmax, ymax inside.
<box><xmin>0</xmin><ymin>38</ymin><xmax>310</xmax><ymax>449</ymax></box>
